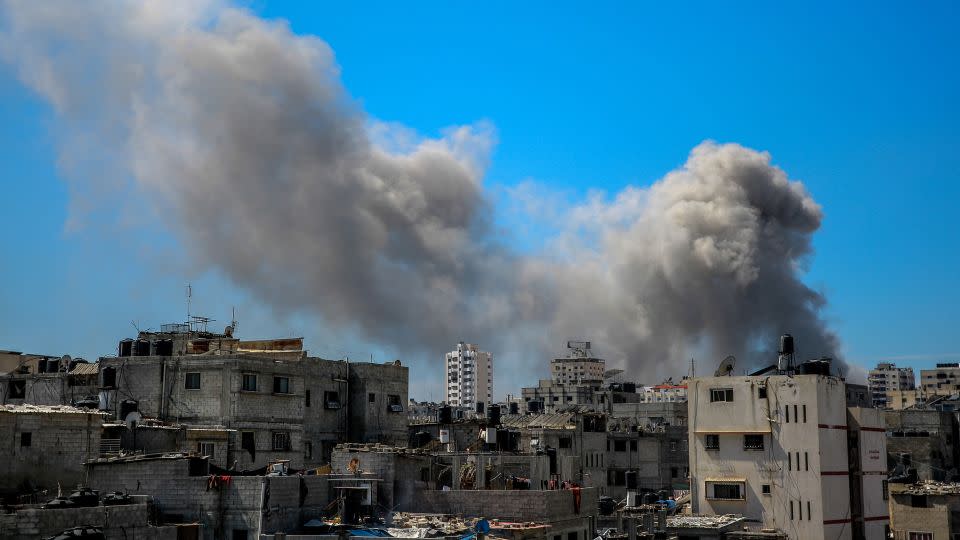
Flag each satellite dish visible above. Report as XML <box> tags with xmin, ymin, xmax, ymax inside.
<box><xmin>715</xmin><ymin>355</ymin><xmax>736</xmax><ymax>377</ymax></box>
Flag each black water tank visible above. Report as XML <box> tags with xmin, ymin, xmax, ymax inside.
<box><xmin>133</xmin><ymin>340</ymin><xmax>150</xmax><ymax>356</ymax></box>
<box><xmin>528</xmin><ymin>400</ymin><xmax>541</xmax><ymax>413</ymax></box>
<box><xmin>642</xmin><ymin>492</ymin><xmax>658</xmax><ymax>504</ymax></box>
<box><xmin>622</xmin><ymin>382</ymin><xmax>637</xmax><ymax>393</ymax></box>
<box><xmin>779</xmin><ymin>334</ymin><xmax>794</xmax><ymax>355</ymax></box>
<box><xmin>438</xmin><ymin>406</ymin><xmax>452</xmax><ymax>424</ymax></box>
<box><xmin>488</xmin><ymin>404</ymin><xmax>501</xmax><ymax>426</ymax></box>
<box><xmin>414</xmin><ymin>431</ymin><xmax>431</xmax><ymax>448</ymax></box>
<box><xmin>509</xmin><ymin>402</ymin><xmax>519</xmax><ymax>415</ymax></box>
<box><xmin>625</xmin><ymin>470</ymin><xmax>638</xmax><ymax>489</ymax></box>
<box><xmin>118</xmin><ymin>339</ymin><xmax>133</xmax><ymax>357</ymax></box>
<box><xmin>598</xmin><ymin>496</ymin><xmax>616</xmax><ymax>516</ymax></box>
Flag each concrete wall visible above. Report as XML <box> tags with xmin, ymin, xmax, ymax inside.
<box><xmin>889</xmin><ymin>491</ymin><xmax>959</xmax><ymax>539</ymax></box>
<box><xmin>0</xmin><ymin>501</ymin><xmax>179</xmax><ymax>540</ymax></box>
<box><xmin>87</xmin><ymin>456</ymin><xmax>335</xmax><ymax>540</ymax></box>
<box><xmin>0</xmin><ymin>407</ymin><xmax>105</xmax><ymax>495</ymax></box>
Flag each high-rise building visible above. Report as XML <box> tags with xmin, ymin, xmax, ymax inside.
<box><xmin>868</xmin><ymin>362</ymin><xmax>916</xmax><ymax>408</ymax></box>
<box><xmin>445</xmin><ymin>342</ymin><xmax>493</xmax><ymax>411</ymax></box>
<box><xmin>687</xmin><ymin>361</ymin><xmax>888</xmax><ymax>539</ymax></box>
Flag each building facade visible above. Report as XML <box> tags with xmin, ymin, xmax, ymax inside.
<box><xmin>444</xmin><ymin>342</ymin><xmax>493</xmax><ymax>411</ymax></box>
<box><xmin>920</xmin><ymin>363</ymin><xmax>960</xmax><ymax>399</ymax></box>
<box><xmin>687</xmin><ymin>372</ymin><xmax>888</xmax><ymax>540</ymax></box>
<box><xmin>868</xmin><ymin>362</ymin><xmax>916</xmax><ymax>408</ymax></box>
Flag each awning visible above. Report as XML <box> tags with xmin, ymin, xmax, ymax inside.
<box><xmin>704</xmin><ymin>477</ymin><xmax>746</xmax><ymax>483</ymax></box>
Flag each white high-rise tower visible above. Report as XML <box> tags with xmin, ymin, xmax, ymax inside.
<box><xmin>445</xmin><ymin>342</ymin><xmax>493</xmax><ymax>411</ymax></box>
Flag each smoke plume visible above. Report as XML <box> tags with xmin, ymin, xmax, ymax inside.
<box><xmin>0</xmin><ymin>1</ymin><xmax>845</xmax><ymax>385</ymax></box>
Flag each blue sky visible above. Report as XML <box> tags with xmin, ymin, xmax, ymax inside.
<box><xmin>1</xmin><ymin>1</ymin><xmax>958</xmax><ymax>396</ymax></box>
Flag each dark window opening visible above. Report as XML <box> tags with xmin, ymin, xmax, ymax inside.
<box><xmin>630</xmin><ymin>440</ymin><xmax>637</xmax><ymax>451</ymax></box>
<box><xmin>273</xmin><ymin>376</ymin><xmax>291</xmax><ymax>394</ymax></box>
<box><xmin>305</xmin><ymin>389</ymin><xmax>311</xmax><ymax>407</ymax></box>
<box><xmin>670</xmin><ymin>467</ymin><xmax>678</xmax><ymax>478</ymax></box>
<box><xmin>559</xmin><ymin>437</ymin><xmax>572</xmax><ymax>449</ymax></box>
<box><xmin>272</xmin><ymin>431</ymin><xmax>291</xmax><ymax>451</ymax></box>
<box><xmin>324</xmin><ymin>390</ymin><xmax>341</xmax><ymax>409</ymax></box>
<box><xmin>805</xmin><ymin>451</ymin><xmax>809</xmax><ymax>471</ymax></box>
<box><xmin>241</xmin><ymin>373</ymin><xmax>257</xmax><ymax>392</ymax></box>
<box><xmin>762</xmin><ymin>484</ymin><xmax>771</xmax><ymax>495</ymax></box>
<box><xmin>614</xmin><ymin>440</ymin><xmax>627</xmax><ymax>452</ymax></box>
<box><xmin>232</xmin><ymin>530</ymin><xmax>249</xmax><ymax>540</ymax></box>
<box><xmin>101</xmin><ymin>367</ymin><xmax>117</xmax><ymax>389</ymax></box>
<box><xmin>802</xmin><ymin>404</ymin><xmax>807</xmax><ymax>423</ymax></box>
<box><xmin>785</xmin><ymin>406</ymin><xmax>790</xmax><ymax>423</ymax></box>
<box><xmin>910</xmin><ymin>494</ymin><xmax>928</xmax><ymax>508</ymax></box>
<box><xmin>388</xmin><ymin>394</ymin><xmax>403</xmax><ymax>412</ymax></box>
<box><xmin>743</xmin><ymin>434</ymin><xmax>764</xmax><ymax>450</ymax></box>
<box><xmin>790</xmin><ymin>500</ymin><xmax>794</xmax><ymax>520</ymax></box>
<box><xmin>567</xmin><ymin>532</ymin><xmax>577</xmax><ymax>540</ymax></box>
<box><xmin>20</xmin><ymin>432</ymin><xmax>31</xmax><ymax>447</ymax></box>
<box><xmin>241</xmin><ymin>431</ymin><xmax>256</xmax><ymax>461</ymax></box>
<box><xmin>185</xmin><ymin>372</ymin><xmax>200</xmax><ymax>390</ymax></box>
<box><xmin>705</xmin><ymin>434</ymin><xmax>720</xmax><ymax>450</ymax></box>
<box><xmin>758</xmin><ymin>385</ymin><xmax>767</xmax><ymax>399</ymax></box>
<box><xmin>8</xmin><ymin>380</ymin><xmax>26</xmax><ymax>399</ymax></box>
<box><xmin>368</xmin><ymin>393</ymin><xmax>376</xmax><ymax>403</ymax></box>
<box><xmin>710</xmin><ymin>483</ymin><xmax>743</xmax><ymax>500</ymax></box>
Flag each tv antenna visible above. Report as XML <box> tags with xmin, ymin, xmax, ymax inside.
<box><xmin>186</xmin><ymin>284</ymin><xmax>192</xmax><ymax>320</ymax></box>
<box><xmin>715</xmin><ymin>355</ymin><xmax>736</xmax><ymax>377</ymax></box>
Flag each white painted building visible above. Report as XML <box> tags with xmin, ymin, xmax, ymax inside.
<box><xmin>638</xmin><ymin>382</ymin><xmax>688</xmax><ymax>403</ymax></box>
<box><xmin>688</xmin><ymin>371</ymin><xmax>888</xmax><ymax>540</ymax></box>
<box><xmin>868</xmin><ymin>362</ymin><xmax>915</xmax><ymax>408</ymax></box>
<box><xmin>445</xmin><ymin>342</ymin><xmax>493</xmax><ymax>411</ymax></box>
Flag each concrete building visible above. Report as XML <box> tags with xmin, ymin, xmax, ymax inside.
<box><xmin>687</xmin><ymin>368</ymin><xmax>888</xmax><ymax>540</ymax></box>
<box><xmin>550</xmin><ymin>341</ymin><xmax>605</xmax><ymax>385</ymax></box>
<box><xmin>1</xmin><ymin>352</ymin><xmax>100</xmax><ymax>407</ymax></box>
<box><xmin>887</xmin><ymin>388</ymin><xmax>924</xmax><ymax>411</ymax></box>
<box><xmin>0</xmin><ymin>404</ymin><xmax>107</xmax><ymax>497</ymax></box>
<box><xmin>888</xmin><ymin>482</ymin><xmax>960</xmax><ymax>539</ymax></box>
<box><xmin>637</xmin><ymin>382</ymin><xmax>688</xmax><ymax>403</ymax></box>
<box><xmin>445</xmin><ymin>342</ymin><xmax>493</xmax><ymax>412</ymax></box>
<box><xmin>885</xmin><ymin>408</ymin><xmax>960</xmax><ymax>481</ymax></box>
<box><xmin>920</xmin><ymin>363</ymin><xmax>960</xmax><ymax>399</ymax></box>
<box><xmin>99</xmin><ymin>325</ymin><xmax>408</xmax><ymax>469</ymax></box>
<box><xmin>868</xmin><ymin>363</ymin><xmax>916</xmax><ymax>409</ymax></box>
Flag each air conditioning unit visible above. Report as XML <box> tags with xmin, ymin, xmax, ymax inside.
<box><xmin>325</xmin><ymin>401</ymin><xmax>342</xmax><ymax>410</ymax></box>
<box><xmin>388</xmin><ymin>404</ymin><xmax>403</xmax><ymax>413</ymax></box>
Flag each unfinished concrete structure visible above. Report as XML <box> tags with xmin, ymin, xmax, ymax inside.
<box><xmin>888</xmin><ymin>482</ymin><xmax>960</xmax><ymax>539</ymax></box>
<box><xmin>0</xmin><ymin>350</ymin><xmax>100</xmax><ymax>407</ymax></box>
<box><xmin>884</xmin><ymin>408</ymin><xmax>960</xmax><ymax>481</ymax></box>
<box><xmin>0</xmin><ymin>404</ymin><xmax>107</xmax><ymax>497</ymax></box>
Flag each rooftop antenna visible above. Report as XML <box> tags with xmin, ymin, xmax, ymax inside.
<box><xmin>690</xmin><ymin>357</ymin><xmax>696</xmax><ymax>378</ymax></box>
<box><xmin>186</xmin><ymin>284</ymin><xmax>192</xmax><ymax>321</ymax></box>
<box><xmin>715</xmin><ymin>355</ymin><xmax>736</xmax><ymax>377</ymax></box>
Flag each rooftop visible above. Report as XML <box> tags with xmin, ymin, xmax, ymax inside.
<box><xmin>0</xmin><ymin>404</ymin><xmax>107</xmax><ymax>415</ymax></box>
<box><xmin>899</xmin><ymin>482</ymin><xmax>960</xmax><ymax>496</ymax></box>
<box><xmin>667</xmin><ymin>514</ymin><xmax>744</xmax><ymax>529</ymax></box>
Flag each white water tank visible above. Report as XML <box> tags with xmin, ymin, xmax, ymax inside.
<box><xmin>626</xmin><ymin>491</ymin><xmax>638</xmax><ymax>507</ymax></box>
<box><xmin>439</xmin><ymin>429</ymin><xmax>450</xmax><ymax>443</ymax></box>
<box><xmin>485</xmin><ymin>427</ymin><xmax>497</xmax><ymax>444</ymax></box>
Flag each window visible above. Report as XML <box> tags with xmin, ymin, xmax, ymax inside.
<box><xmin>369</xmin><ymin>393</ymin><xmax>376</xmax><ymax>403</ymax></box>
<box><xmin>670</xmin><ymin>467</ymin><xmax>678</xmax><ymax>478</ymax></box>
<box><xmin>804</xmin><ymin>451</ymin><xmax>809</xmax><ymax>471</ymax></box>
<box><xmin>743</xmin><ymin>434</ymin><xmax>764</xmax><ymax>450</ymax></box>
<box><xmin>882</xmin><ymin>480</ymin><xmax>889</xmax><ymax>501</ymax></box>
<box><xmin>705</xmin><ymin>434</ymin><xmax>720</xmax><ymax>450</ymax></box>
<box><xmin>807</xmin><ymin>500</ymin><xmax>811</xmax><ymax>520</ymax></box>
<box><xmin>324</xmin><ymin>390</ymin><xmax>341</xmax><ymax>409</ymax></box>
<box><xmin>788</xmin><ymin>452</ymin><xmax>792</xmax><ymax>471</ymax></box>
<box><xmin>710</xmin><ymin>388</ymin><xmax>733</xmax><ymax>402</ymax></box>
<box><xmin>908</xmin><ymin>533</ymin><xmax>933</xmax><ymax>540</ymax></box>
<box><xmin>272</xmin><ymin>431</ymin><xmax>291</xmax><ymax>451</ymax></box>
<box><xmin>757</xmin><ymin>385</ymin><xmax>767</xmax><ymax>399</ymax></box>
<box><xmin>910</xmin><ymin>495</ymin><xmax>928</xmax><ymax>508</ymax></box>
<box><xmin>305</xmin><ymin>390</ymin><xmax>311</xmax><ymax>407</ymax></box>
<box><xmin>185</xmin><ymin>372</ymin><xmax>201</xmax><ymax>390</ymax></box>
<box><xmin>273</xmin><ymin>376</ymin><xmax>290</xmax><ymax>394</ymax></box>
<box><xmin>20</xmin><ymin>432</ymin><xmax>31</xmax><ymax>447</ymax></box>
<box><xmin>790</xmin><ymin>500</ymin><xmax>795</xmax><ymax>520</ymax></box>
<box><xmin>802</xmin><ymin>404</ymin><xmax>807</xmax><ymax>423</ymax></box>
<box><xmin>567</xmin><ymin>532</ymin><xmax>577</xmax><ymax>540</ymax></box>
<box><xmin>708</xmin><ymin>483</ymin><xmax>743</xmax><ymax>500</ymax></box>
<box><xmin>785</xmin><ymin>405</ymin><xmax>790</xmax><ymax>423</ymax></box>
<box><xmin>559</xmin><ymin>437</ymin><xmax>572</xmax><ymax>449</ymax></box>
<box><xmin>8</xmin><ymin>380</ymin><xmax>25</xmax><ymax>399</ymax></box>
<box><xmin>630</xmin><ymin>440</ymin><xmax>637</xmax><ymax>451</ymax></box>
<box><xmin>794</xmin><ymin>405</ymin><xmax>798</xmax><ymax>422</ymax></box>
<box><xmin>197</xmin><ymin>442</ymin><xmax>215</xmax><ymax>456</ymax></box>
<box><xmin>232</xmin><ymin>530</ymin><xmax>249</xmax><ymax>540</ymax></box>
<box><xmin>241</xmin><ymin>431</ymin><xmax>256</xmax><ymax>460</ymax></box>
<box><xmin>761</xmin><ymin>484</ymin><xmax>771</xmax><ymax>495</ymax></box>
<box><xmin>670</xmin><ymin>440</ymin><xmax>678</xmax><ymax>452</ymax></box>
<box><xmin>241</xmin><ymin>373</ymin><xmax>257</xmax><ymax>391</ymax></box>
<box><xmin>101</xmin><ymin>367</ymin><xmax>117</xmax><ymax>388</ymax></box>
<box><xmin>388</xmin><ymin>394</ymin><xmax>403</xmax><ymax>412</ymax></box>
<box><xmin>614</xmin><ymin>440</ymin><xmax>627</xmax><ymax>452</ymax></box>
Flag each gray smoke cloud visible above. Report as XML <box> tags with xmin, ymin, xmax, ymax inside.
<box><xmin>0</xmin><ymin>0</ymin><xmax>849</xmax><ymax>387</ymax></box>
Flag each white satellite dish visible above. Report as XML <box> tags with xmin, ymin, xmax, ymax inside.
<box><xmin>715</xmin><ymin>355</ymin><xmax>736</xmax><ymax>377</ymax></box>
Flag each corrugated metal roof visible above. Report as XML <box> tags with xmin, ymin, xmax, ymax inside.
<box><xmin>69</xmin><ymin>362</ymin><xmax>98</xmax><ymax>375</ymax></box>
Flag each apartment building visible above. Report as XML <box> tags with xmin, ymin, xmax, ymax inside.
<box><xmin>868</xmin><ymin>362</ymin><xmax>916</xmax><ymax>408</ymax></box>
<box><xmin>688</xmin><ymin>366</ymin><xmax>888</xmax><ymax>540</ymax></box>
<box><xmin>444</xmin><ymin>342</ymin><xmax>493</xmax><ymax>411</ymax></box>
<box><xmin>551</xmin><ymin>341</ymin><xmax>605</xmax><ymax>385</ymax></box>
<box><xmin>920</xmin><ymin>363</ymin><xmax>960</xmax><ymax>399</ymax></box>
